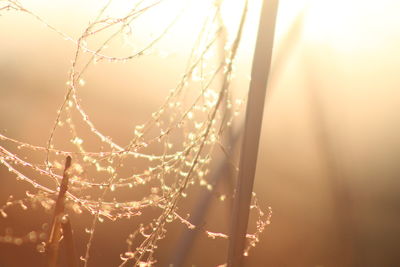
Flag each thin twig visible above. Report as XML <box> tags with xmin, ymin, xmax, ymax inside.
<box><xmin>170</xmin><ymin>132</ymin><xmax>241</xmax><ymax>266</ymax></box>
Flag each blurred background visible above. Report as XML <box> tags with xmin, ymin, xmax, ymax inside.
<box><xmin>1</xmin><ymin>0</ymin><xmax>400</xmax><ymax>266</ymax></box>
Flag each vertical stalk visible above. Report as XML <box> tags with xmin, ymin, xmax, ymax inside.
<box><xmin>47</xmin><ymin>156</ymin><xmax>72</xmax><ymax>267</ymax></box>
<box><xmin>61</xmin><ymin>216</ymin><xmax>78</xmax><ymax>267</ymax></box>
<box><xmin>227</xmin><ymin>1</ymin><xmax>279</xmax><ymax>266</ymax></box>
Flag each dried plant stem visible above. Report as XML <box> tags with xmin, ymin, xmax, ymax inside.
<box><xmin>61</xmin><ymin>216</ymin><xmax>78</xmax><ymax>267</ymax></box>
<box><xmin>227</xmin><ymin>1</ymin><xmax>279</xmax><ymax>266</ymax></box>
<box><xmin>47</xmin><ymin>156</ymin><xmax>72</xmax><ymax>267</ymax></box>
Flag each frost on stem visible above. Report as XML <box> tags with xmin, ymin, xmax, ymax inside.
<box><xmin>0</xmin><ymin>0</ymin><xmax>271</xmax><ymax>265</ymax></box>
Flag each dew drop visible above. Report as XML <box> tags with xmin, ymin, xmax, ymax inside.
<box><xmin>41</xmin><ymin>223</ymin><xmax>49</xmax><ymax>231</ymax></box>
<box><xmin>36</xmin><ymin>242</ymin><xmax>46</xmax><ymax>253</ymax></box>
<box><xmin>0</xmin><ymin>210</ymin><xmax>7</xmax><ymax>218</ymax></box>
<box><xmin>61</xmin><ymin>214</ymin><xmax>69</xmax><ymax>224</ymax></box>
<box><xmin>28</xmin><ymin>231</ymin><xmax>37</xmax><ymax>242</ymax></box>
<box><xmin>71</xmin><ymin>137</ymin><xmax>83</xmax><ymax>145</ymax></box>
<box><xmin>39</xmin><ymin>232</ymin><xmax>47</xmax><ymax>240</ymax></box>
<box><xmin>20</xmin><ymin>202</ymin><xmax>28</xmax><ymax>210</ymax></box>
<box><xmin>14</xmin><ymin>238</ymin><xmax>23</xmax><ymax>246</ymax></box>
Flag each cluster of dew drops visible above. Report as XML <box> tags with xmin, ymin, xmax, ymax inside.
<box><xmin>0</xmin><ymin>0</ymin><xmax>271</xmax><ymax>266</ymax></box>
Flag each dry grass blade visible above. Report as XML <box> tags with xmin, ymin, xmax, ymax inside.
<box><xmin>61</xmin><ymin>215</ymin><xmax>78</xmax><ymax>267</ymax></box>
<box><xmin>47</xmin><ymin>156</ymin><xmax>72</xmax><ymax>267</ymax></box>
<box><xmin>227</xmin><ymin>0</ymin><xmax>279</xmax><ymax>266</ymax></box>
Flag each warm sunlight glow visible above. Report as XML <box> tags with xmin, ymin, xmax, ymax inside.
<box><xmin>3</xmin><ymin>0</ymin><xmax>400</xmax><ymax>266</ymax></box>
<box><xmin>102</xmin><ymin>0</ymin><xmax>265</xmax><ymax>53</ymax></box>
<box><xmin>304</xmin><ymin>0</ymin><xmax>400</xmax><ymax>51</ymax></box>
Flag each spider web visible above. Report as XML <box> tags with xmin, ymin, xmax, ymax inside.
<box><xmin>0</xmin><ymin>0</ymin><xmax>271</xmax><ymax>265</ymax></box>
